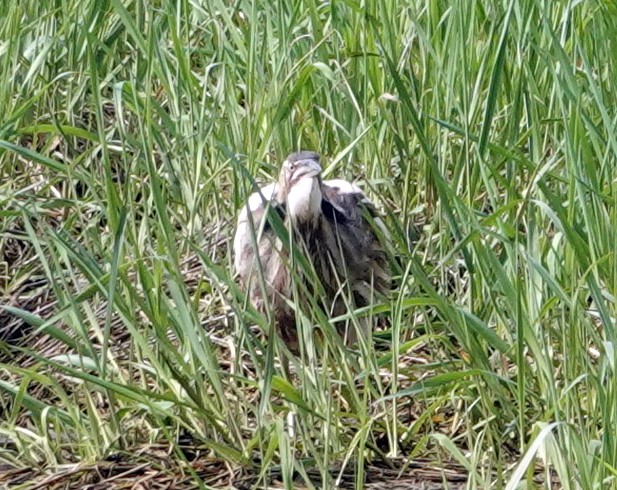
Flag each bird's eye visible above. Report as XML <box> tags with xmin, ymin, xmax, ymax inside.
<box><xmin>287</xmin><ymin>162</ymin><xmax>295</xmax><ymax>171</ymax></box>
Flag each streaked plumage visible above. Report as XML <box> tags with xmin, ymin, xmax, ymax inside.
<box><xmin>233</xmin><ymin>151</ymin><xmax>390</xmax><ymax>353</ymax></box>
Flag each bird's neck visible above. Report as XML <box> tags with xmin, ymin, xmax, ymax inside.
<box><xmin>285</xmin><ymin>176</ymin><xmax>322</xmax><ymax>227</ymax></box>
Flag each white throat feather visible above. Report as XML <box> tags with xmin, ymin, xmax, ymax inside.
<box><xmin>287</xmin><ymin>176</ymin><xmax>321</xmax><ymax>226</ymax></box>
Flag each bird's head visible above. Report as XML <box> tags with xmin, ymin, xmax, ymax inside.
<box><xmin>279</xmin><ymin>151</ymin><xmax>322</xmax><ymax>190</ymax></box>
<box><xmin>279</xmin><ymin>151</ymin><xmax>323</xmax><ymax>226</ymax></box>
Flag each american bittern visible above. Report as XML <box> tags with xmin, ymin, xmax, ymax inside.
<box><xmin>234</xmin><ymin>151</ymin><xmax>390</xmax><ymax>353</ymax></box>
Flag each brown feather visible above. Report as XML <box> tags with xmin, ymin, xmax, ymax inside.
<box><xmin>233</xmin><ymin>153</ymin><xmax>390</xmax><ymax>352</ymax></box>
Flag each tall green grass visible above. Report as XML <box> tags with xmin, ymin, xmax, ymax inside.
<box><xmin>1</xmin><ymin>0</ymin><xmax>617</xmax><ymax>487</ymax></box>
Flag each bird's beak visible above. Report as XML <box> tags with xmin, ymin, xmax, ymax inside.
<box><xmin>297</xmin><ymin>159</ymin><xmax>322</xmax><ymax>178</ymax></box>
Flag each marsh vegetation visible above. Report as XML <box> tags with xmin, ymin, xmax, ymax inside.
<box><xmin>1</xmin><ymin>1</ymin><xmax>616</xmax><ymax>488</ymax></box>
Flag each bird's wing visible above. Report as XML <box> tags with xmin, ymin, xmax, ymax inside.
<box><xmin>321</xmin><ymin>179</ymin><xmax>391</xmax><ymax>295</ymax></box>
<box><xmin>321</xmin><ymin>179</ymin><xmax>388</xmax><ymax>238</ymax></box>
<box><xmin>233</xmin><ymin>183</ymin><xmax>284</xmax><ymax>280</ymax></box>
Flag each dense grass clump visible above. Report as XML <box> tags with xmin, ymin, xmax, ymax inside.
<box><xmin>1</xmin><ymin>1</ymin><xmax>617</xmax><ymax>488</ymax></box>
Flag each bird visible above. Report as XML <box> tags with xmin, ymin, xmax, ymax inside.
<box><xmin>233</xmin><ymin>151</ymin><xmax>390</xmax><ymax>354</ymax></box>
